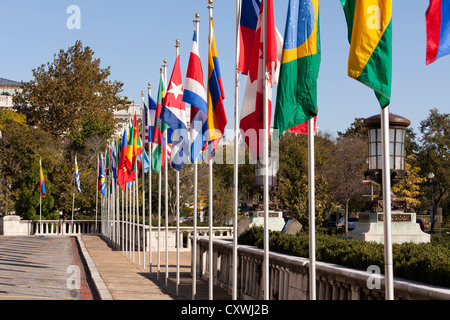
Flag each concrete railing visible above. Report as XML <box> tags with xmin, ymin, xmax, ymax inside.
<box><xmin>194</xmin><ymin>237</ymin><xmax>450</xmax><ymax>300</ymax></box>
<box><xmin>101</xmin><ymin>219</ymin><xmax>233</xmax><ymax>252</ymax></box>
<box><xmin>0</xmin><ymin>216</ymin><xmax>100</xmax><ymax>236</ymax></box>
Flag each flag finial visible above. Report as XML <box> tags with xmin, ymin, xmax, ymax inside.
<box><xmin>148</xmin><ymin>82</ymin><xmax>151</xmax><ymax>88</ymax></box>
<box><xmin>195</xmin><ymin>13</ymin><xmax>200</xmax><ymax>19</ymax></box>
<box><xmin>176</xmin><ymin>39</ymin><xmax>180</xmax><ymax>47</ymax></box>
<box><xmin>141</xmin><ymin>91</ymin><xmax>144</xmax><ymax>97</ymax></box>
<box><xmin>208</xmin><ymin>0</ymin><xmax>213</xmax><ymax>5</ymax></box>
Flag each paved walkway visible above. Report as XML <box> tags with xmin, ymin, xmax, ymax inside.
<box><xmin>79</xmin><ymin>235</ymin><xmax>232</xmax><ymax>300</ymax></box>
<box><xmin>0</xmin><ymin>236</ymin><xmax>97</xmax><ymax>300</ymax></box>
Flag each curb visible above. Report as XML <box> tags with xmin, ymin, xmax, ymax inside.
<box><xmin>76</xmin><ymin>235</ymin><xmax>113</xmax><ymax>300</ymax></box>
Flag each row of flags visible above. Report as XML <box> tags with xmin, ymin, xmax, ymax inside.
<box><xmin>39</xmin><ymin>0</ymin><xmax>449</xmax><ymax>203</ymax></box>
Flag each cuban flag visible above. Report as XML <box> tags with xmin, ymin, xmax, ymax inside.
<box><xmin>426</xmin><ymin>0</ymin><xmax>450</xmax><ymax>65</ymax></box>
<box><xmin>160</xmin><ymin>55</ymin><xmax>189</xmax><ymax>171</ymax></box>
<box><xmin>183</xmin><ymin>29</ymin><xmax>208</xmax><ymax>163</ymax></box>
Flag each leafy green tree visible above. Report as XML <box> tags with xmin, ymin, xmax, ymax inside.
<box><xmin>416</xmin><ymin>108</ymin><xmax>449</xmax><ymax>217</ymax></box>
<box><xmin>276</xmin><ymin>132</ymin><xmax>333</xmax><ymax>228</ymax></box>
<box><xmin>13</xmin><ymin>40</ymin><xmax>128</xmax><ymax>152</ymax></box>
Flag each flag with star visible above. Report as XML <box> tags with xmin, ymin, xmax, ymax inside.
<box><xmin>160</xmin><ymin>55</ymin><xmax>189</xmax><ymax>171</ymax></box>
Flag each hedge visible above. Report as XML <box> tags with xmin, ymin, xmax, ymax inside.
<box><xmin>238</xmin><ymin>226</ymin><xmax>450</xmax><ymax>288</ymax></box>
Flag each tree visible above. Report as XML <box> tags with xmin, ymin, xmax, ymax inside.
<box><xmin>416</xmin><ymin>108</ymin><xmax>449</xmax><ymax>216</ymax></box>
<box><xmin>324</xmin><ymin>135</ymin><xmax>368</xmax><ymax>232</ymax></box>
<box><xmin>276</xmin><ymin>132</ymin><xmax>333</xmax><ymax>228</ymax></box>
<box><xmin>13</xmin><ymin>40</ymin><xmax>128</xmax><ymax>152</ymax></box>
<box><xmin>393</xmin><ymin>155</ymin><xmax>426</xmax><ymax>209</ymax></box>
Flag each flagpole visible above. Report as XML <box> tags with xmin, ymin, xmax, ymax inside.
<box><xmin>208</xmin><ymin>0</ymin><xmax>214</xmax><ymax>301</ymax></box>
<box><xmin>175</xmin><ymin>39</ymin><xmax>181</xmax><ymax>296</ymax></box>
<box><xmin>381</xmin><ymin>106</ymin><xmax>394</xmax><ymax>300</ymax></box>
<box><xmin>308</xmin><ymin>118</ymin><xmax>316</xmax><ymax>300</ymax></box>
<box><xmin>157</xmin><ymin>65</ymin><xmax>165</xmax><ymax>281</ymax></box>
<box><xmin>148</xmin><ymin>82</ymin><xmax>153</xmax><ymax>274</ymax></box>
<box><xmin>233</xmin><ymin>0</ymin><xmax>241</xmax><ymax>301</ymax></box>
<box><xmin>163</xmin><ymin>58</ymin><xmax>169</xmax><ymax>287</ymax></box>
<box><xmin>96</xmin><ymin>154</ymin><xmax>99</xmax><ymax>234</ymax></box>
<box><xmin>192</xmin><ymin>12</ymin><xmax>200</xmax><ymax>301</ymax></box>
<box><xmin>39</xmin><ymin>158</ymin><xmax>42</xmax><ymax>235</ymax></box>
<box><xmin>141</xmin><ymin>91</ymin><xmax>146</xmax><ymax>267</ymax></box>
<box><xmin>262</xmin><ymin>0</ymin><xmax>270</xmax><ymax>301</ymax></box>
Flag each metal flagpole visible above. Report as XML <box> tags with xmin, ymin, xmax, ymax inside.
<box><xmin>208</xmin><ymin>0</ymin><xmax>214</xmax><ymax>301</ymax></box>
<box><xmin>157</xmin><ymin>64</ymin><xmax>165</xmax><ymax>281</ymax></box>
<box><xmin>308</xmin><ymin>118</ymin><xmax>316</xmax><ymax>300</ymax></box>
<box><xmin>175</xmin><ymin>39</ymin><xmax>181</xmax><ymax>296</ymax></box>
<box><xmin>148</xmin><ymin>82</ymin><xmax>153</xmax><ymax>274</ymax></box>
<box><xmin>96</xmin><ymin>155</ymin><xmax>99</xmax><ymax>234</ymax></box>
<box><xmin>233</xmin><ymin>0</ymin><xmax>241</xmax><ymax>301</ymax></box>
<box><xmin>140</xmin><ymin>91</ymin><xmax>146</xmax><ymax>267</ymax></box>
<box><xmin>262</xmin><ymin>0</ymin><xmax>270</xmax><ymax>300</ymax></box>
<box><xmin>381</xmin><ymin>106</ymin><xmax>394</xmax><ymax>300</ymax></box>
<box><xmin>192</xmin><ymin>13</ymin><xmax>200</xmax><ymax>301</ymax></box>
<box><xmin>164</xmin><ymin>58</ymin><xmax>169</xmax><ymax>287</ymax></box>
<box><xmin>39</xmin><ymin>158</ymin><xmax>42</xmax><ymax>235</ymax></box>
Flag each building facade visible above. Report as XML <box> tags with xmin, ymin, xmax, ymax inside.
<box><xmin>0</xmin><ymin>77</ymin><xmax>21</xmax><ymax>110</ymax></box>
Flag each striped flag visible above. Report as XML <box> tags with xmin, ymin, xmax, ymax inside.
<box><xmin>148</xmin><ymin>94</ymin><xmax>157</xmax><ymax>145</ymax></box>
<box><xmin>74</xmin><ymin>155</ymin><xmax>81</xmax><ymax>193</ymax></box>
<box><xmin>152</xmin><ymin>72</ymin><xmax>172</xmax><ymax>174</ymax></box>
<box><xmin>426</xmin><ymin>0</ymin><xmax>450</xmax><ymax>65</ymax></box>
<box><xmin>99</xmin><ymin>155</ymin><xmax>106</xmax><ymax>196</ymax></box>
<box><xmin>39</xmin><ymin>158</ymin><xmax>46</xmax><ymax>198</ymax></box>
<box><xmin>238</xmin><ymin>0</ymin><xmax>261</xmax><ymax>75</ymax></box>
<box><xmin>239</xmin><ymin>0</ymin><xmax>282</xmax><ymax>159</ymax></box>
<box><xmin>340</xmin><ymin>0</ymin><xmax>392</xmax><ymax>108</ymax></box>
<box><xmin>183</xmin><ymin>28</ymin><xmax>208</xmax><ymax>163</ymax></box>
<box><xmin>206</xmin><ymin>18</ymin><xmax>227</xmax><ymax>156</ymax></box>
<box><xmin>160</xmin><ymin>55</ymin><xmax>189</xmax><ymax>171</ymax></box>
<box><xmin>118</xmin><ymin>127</ymin><xmax>129</xmax><ymax>190</ymax></box>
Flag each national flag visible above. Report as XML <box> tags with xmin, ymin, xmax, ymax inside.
<box><xmin>99</xmin><ymin>155</ymin><xmax>106</xmax><ymax>196</ymax></box>
<box><xmin>206</xmin><ymin>18</ymin><xmax>227</xmax><ymax>156</ymax></box>
<box><xmin>124</xmin><ymin>112</ymin><xmax>142</xmax><ymax>174</ymax></box>
<box><xmin>238</xmin><ymin>0</ymin><xmax>262</xmax><ymax>75</ymax></box>
<box><xmin>132</xmin><ymin>112</ymin><xmax>143</xmax><ymax>170</ymax></box>
<box><xmin>183</xmin><ymin>28</ymin><xmax>208</xmax><ymax>163</ymax></box>
<box><xmin>118</xmin><ymin>127</ymin><xmax>130</xmax><ymax>190</ymax></box>
<box><xmin>340</xmin><ymin>0</ymin><xmax>392</xmax><ymax>108</ymax></box>
<box><xmin>160</xmin><ymin>55</ymin><xmax>189</xmax><ymax>171</ymax></box>
<box><xmin>143</xmin><ymin>101</ymin><xmax>150</xmax><ymax>147</ymax></box>
<box><xmin>239</xmin><ymin>0</ymin><xmax>282</xmax><ymax>159</ymax></box>
<box><xmin>148</xmin><ymin>94</ymin><xmax>157</xmax><ymax>146</ymax></box>
<box><xmin>151</xmin><ymin>72</ymin><xmax>170</xmax><ymax>174</ymax></box>
<box><xmin>74</xmin><ymin>155</ymin><xmax>81</xmax><ymax>193</ymax></box>
<box><xmin>426</xmin><ymin>0</ymin><xmax>450</xmax><ymax>65</ymax></box>
<box><xmin>39</xmin><ymin>158</ymin><xmax>46</xmax><ymax>198</ymax></box>
<box><xmin>111</xmin><ymin>142</ymin><xmax>117</xmax><ymax>183</ymax></box>
<box><xmin>274</xmin><ymin>0</ymin><xmax>321</xmax><ymax>137</ymax></box>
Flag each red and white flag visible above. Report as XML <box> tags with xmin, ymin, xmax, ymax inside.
<box><xmin>239</xmin><ymin>0</ymin><xmax>282</xmax><ymax>159</ymax></box>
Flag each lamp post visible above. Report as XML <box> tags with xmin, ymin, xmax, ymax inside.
<box><xmin>363</xmin><ymin>112</ymin><xmax>411</xmax><ymax>212</ymax></box>
<box><xmin>428</xmin><ymin>172</ymin><xmax>434</xmax><ymax>233</ymax></box>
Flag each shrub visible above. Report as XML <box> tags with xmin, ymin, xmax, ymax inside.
<box><xmin>238</xmin><ymin>227</ymin><xmax>450</xmax><ymax>288</ymax></box>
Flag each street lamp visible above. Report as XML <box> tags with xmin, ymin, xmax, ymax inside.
<box><xmin>363</xmin><ymin>112</ymin><xmax>412</xmax><ymax>212</ymax></box>
<box><xmin>428</xmin><ymin>172</ymin><xmax>435</xmax><ymax>233</ymax></box>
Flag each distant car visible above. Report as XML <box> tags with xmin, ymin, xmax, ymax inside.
<box><xmin>337</xmin><ymin>217</ymin><xmax>359</xmax><ymax>230</ymax></box>
<box><xmin>416</xmin><ymin>219</ymin><xmax>424</xmax><ymax>231</ymax></box>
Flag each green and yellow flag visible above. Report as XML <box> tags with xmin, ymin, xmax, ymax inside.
<box><xmin>274</xmin><ymin>0</ymin><xmax>321</xmax><ymax>137</ymax></box>
<box><xmin>341</xmin><ymin>0</ymin><xmax>392</xmax><ymax>108</ymax></box>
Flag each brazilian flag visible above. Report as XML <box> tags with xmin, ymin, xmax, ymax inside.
<box><xmin>341</xmin><ymin>0</ymin><xmax>392</xmax><ymax>108</ymax></box>
<box><xmin>274</xmin><ymin>0</ymin><xmax>321</xmax><ymax>137</ymax></box>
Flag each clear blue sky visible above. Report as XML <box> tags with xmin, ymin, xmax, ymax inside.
<box><xmin>1</xmin><ymin>0</ymin><xmax>449</xmax><ymax>138</ymax></box>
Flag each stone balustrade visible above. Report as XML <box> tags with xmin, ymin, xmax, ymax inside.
<box><xmin>194</xmin><ymin>237</ymin><xmax>450</xmax><ymax>300</ymax></box>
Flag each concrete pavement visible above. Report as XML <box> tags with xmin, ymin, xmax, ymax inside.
<box><xmin>79</xmin><ymin>235</ymin><xmax>232</xmax><ymax>300</ymax></box>
<box><xmin>0</xmin><ymin>236</ymin><xmax>97</xmax><ymax>300</ymax></box>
